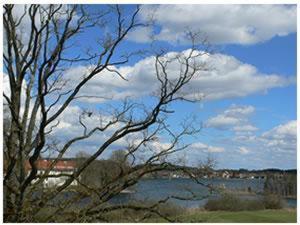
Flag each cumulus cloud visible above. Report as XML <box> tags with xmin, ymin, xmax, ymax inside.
<box><xmin>4</xmin><ymin>5</ymin><xmax>79</xmax><ymax>53</ymax></box>
<box><xmin>61</xmin><ymin>65</ymin><xmax>127</xmax><ymax>103</ymax></box>
<box><xmin>262</xmin><ymin>120</ymin><xmax>296</xmax><ymax>140</ymax></box>
<box><xmin>261</xmin><ymin>120</ymin><xmax>297</xmax><ymax>152</ymax></box>
<box><xmin>3</xmin><ymin>73</ymin><xmax>39</xmax><ymax>122</ymax></box>
<box><xmin>206</xmin><ymin>104</ymin><xmax>257</xmax><ymax>131</ymax></box>
<box><xmin>48</xmin><ymin>104</ymin><xmax>123</xmax><ymax>140</ymax></box>
<box><xmin>232</xmin><ymin>120</ymin><xmax>296</xmax><ymax>157</ymax></box>
<box><xmin>223</xmin><ymin>105</ymin><xmax>255</xmax><ymax>117</ymax></box>
<box><xmin>232</xmin><ymin>125</ymin><xmax>258</xmax><ymax>132</ymax></box>
<box><xmin>126</xmin><ymin>26</ymin><xmax>154</xmax><ymax>43</ymax></box>
<box><xmin>206</xmin><ymin>120</ymin><xmax>296</xmax><ymax>169</ymax></box>
<box><xmin>131</xmin><ymin>4</ymin><xmax>296</xmax><ymax>45</ymax></box>
<box><xmin>63</xmin><ymin>50</ymin><xmax>293</xmax><ymax>103</ymax></box>
<box><xmin>238</xmin><ymin>146</ymin><xmax>250</xmax><ymax>154</ymax></box>
<box><xmin>3</xmin><ymin>73</ymin><xmax>27</xmax><ymax>102</ymax></box>
<box><xmin>191</xmin><ymin>142</ymin><xmax>225</xmax><ymax>153</ymax></box>
<box><xmin>3</xmin><ymin>74</ymin><xmax>12</xmax><ymax>99</ymax></box>
<box><xmin>46</xmin><ymin>103</ymin><xmax>179</xmax><ymax>158</ymax></box>
<box><xmin>206</xmin><ymin>115</ymin><xmax>241</xmax><ymax>130</ymax></box>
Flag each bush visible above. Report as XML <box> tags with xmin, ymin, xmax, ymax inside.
<box><xmin>204</xmin><ymin>194</ymin><xmax>265</xmax><ymax>211</ymax></box>
<box><xmin>264</xmin><ymin>174</ymin><xmax>296</xmax><ymax>197</ymax></box>
<box><xmin>263</xmin><ymin>194</ymin><xmax>284</xmax><ymax>209</ymax></box>
<box><xmin>102</xmin><ymin>200</ymin><xmax>185</xmax><ymax>222</ymax></box>
<box><xmin>204</xmin><ymin>193</ymin><xmax>285</xmax><ymax>211</ymax></box>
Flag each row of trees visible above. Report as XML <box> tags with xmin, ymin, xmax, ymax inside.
<box><xmin>264</xmin><ymin>174</ymin><xmax>297</xmax><ymax>198</ymax></box>
<box><xmin>76</xmin><ymin>150</ymin><xmax>131</xmax><ymax>189</ymax></box>
<box><xmin>3</xmin><ymin>4</ymin><xmax>211</xmax><ymax>222</ymax></box>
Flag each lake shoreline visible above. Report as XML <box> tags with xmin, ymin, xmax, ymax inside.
<box><xmin>114</xmin><ymin>177</ymin><xmax>297</xmax><ymax>208</ymax></box>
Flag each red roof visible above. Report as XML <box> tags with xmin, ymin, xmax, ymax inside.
<box><xmin>25</xmin><ymin>159</ymin><xmax>77</xmax><ymax>171</ymax></box>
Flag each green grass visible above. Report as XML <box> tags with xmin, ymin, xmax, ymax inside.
<box><xmin>175</xmin><ymin>209</ymin><xmax>297</xmax><ymax>223</ymax></box>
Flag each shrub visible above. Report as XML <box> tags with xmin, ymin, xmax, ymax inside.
<box><xmin>204</xmin><ymin>194</ymin><xmax>239</xmax><ymax>211</ymax></box>
<box><xmin>102</xmin><ymin>200</ymin><xmax>185</xmax><ymax>222</ymax></box>
<box><xmin>264</xmin><ymin>174</ymin><xmax>297</xmax><ymax>197</ymax></box>
<box><xmin>204</xmin><ymin>194</ymin><xmax>265</xmax><ymax>211</ymax></box>
<box><xmin>244</xmin><ymin>199</ymin><xmax>266</xmax><ymax>210</ymax></box>
<box><xmin>263</xmin><ymin>194</ymin><xmax>284</xmax><ymax>209</ymax></box>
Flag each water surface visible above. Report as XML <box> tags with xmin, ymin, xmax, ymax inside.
<box><xmin>111</xmin><ymin>178</ymin><xmax>296</xmax><ymax>208</ymax></box>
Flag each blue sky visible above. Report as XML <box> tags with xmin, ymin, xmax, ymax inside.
<box><xmin>118</xmin><ymin>4</ymin><xmax>296</xmax><ymax>170</ymax></box>
<box><xmin>62</xmin><ymin>4</ymin><xmax>297</xmax><ymax>169</ymax></box>
<box><xmin>6</xmin><ymin>4</ymin><xmax>296</xmax><ymax>170</ymax></box>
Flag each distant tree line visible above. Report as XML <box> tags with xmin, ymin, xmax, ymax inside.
<box><xmin>264</xmin><ymin>173</ymin><xmax>296</xmax><ymax>198</ymax></box>
<box><xmin>76</xmin><ymin>150</ymin><xmax>131</xmax><ymax>188</ymax></box>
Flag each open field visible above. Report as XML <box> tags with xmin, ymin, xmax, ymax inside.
<box><xmin>177</xmin><ymin>209</ymin><xmax>297</xmax><ymax>223</ymax></box>
<box><xmin>101</xmin><ymin>208</ymin><xmax>296</xmax><ymax>223</ymax></box>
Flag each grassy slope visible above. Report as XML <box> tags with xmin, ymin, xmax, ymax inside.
<box><xmin>176</xmin><ymin>209</ymin><xmax>297</xmax><ymax>223</ymax></box>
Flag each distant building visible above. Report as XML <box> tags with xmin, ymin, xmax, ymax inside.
<box><xmin>29</xmin><ymin>159</ymin><xmax>78</xmax><ymax>188</ymax></box>
<box><xmin>239</xmin><ymin>173</ymin><xmax>247</xmax><ymax>179</ymax></box>
<box><xmin>3</xmin><ymin>159</ymin><xmax>80</xmax><ymax>187</ymax></box>
<box><xmin>222</xmin><ymin>171</ymin><xmax>231</xmax><ymax>179</ymax></box>
<box><xmin>3</xmin><ymin>158</ymin><xmax>78</xmax><ymax>188</ymax></box>
<box><xmin>171</xmin><ymin>174</ymin><xmax>180</xmax><ymax>178</ymax></box>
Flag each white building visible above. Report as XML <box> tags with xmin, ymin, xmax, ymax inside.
<box><xmin>29</xmin><ymin>159</ymin><xmax>78</xmax><ymax>188</ymax></box>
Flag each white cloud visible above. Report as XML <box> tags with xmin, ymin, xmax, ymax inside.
<box><xmin>49</xmin><ymin>105</ymin><xmax>96</xmax><ymax>139</ymax></box>
<box><xmin>126</xmin><ymin>26</ymin><xmax>154</xmax><ymax>43</ymax></box>
<box><xmin>63</xmin><ymin>50</ymin><xmax>293</xmax><ymax>103</ymax></box>
<box><xmin>3</xmin><ymin>73</ymin><xmax>40</xmax><ymax>123</ymax></box>
<box><xmin>131</xmin><ymin>4</ymin><xmax>296</xmax><ymax>45</ymax></box>
<box><xmin>262</xmin><ymin>120</ymin><xmax>296</xmax><ymax>140</ymax></box>
<box><xmin>233</xmin><ymin>125</ymin><xmax>258</xmax><ymax>132</ymax></box>
<box><xmin>3</xmin><ymin>73</ymin><xmax>27</xmax><ymax>103</ymax></box>
<box><xmin>3</xmin><ymin>74</ymin><xmax>12</xmax><ymax>99</ymax></box>
<box><xmin>261</xmin><ymin>120</ymin><xmax>297</xmax><ymax>152</ymax></box>
<box><xmin>61</xmin><ymin>65</ymin><xmax>127</xmax><ymax>103</ymax></box>
<box><xmin>4</xmin><ymin>5</ymin><xmax>79</xmax><ymax>52</ymax></box>
<box><xmin>232</xmin><ymin>120</ymin><xmax>296</xmax><ymax>156</ymax></box>
<box><xmin>191</xmin><ymin>142</ymin><xmax>225</xmax><ymax>153</ymax></box>
<box><xmin>206</xmin><ymin>104</ymin><xmax>257</xmax><ymax>131</ymax></box>
<box><xmin>150</xmin><ymin>141</ymin><xmax>173</xmax><ymax>154</ymax></box>
<box><xmin>224</xmin><ymin>105</ymin><xmax>255</xmax><ymax>117</ymax></box>
<box><xmin>238</xmin><ymin>146</ymin><xmax>250</xmax><ymax>154</ymax></box>
<box><xmin>49</xmin><ymin>103</ymin><xmax>123</xmax><ymax>138</ymax></box>
<box><xmin>233</xmin><ymin>135</ymin><xmax>257</xmax><ymax>142</ymax></box>
<box><xmin>206</xmin><ymin>115</ymin><xmax>241</xmax><ymax>130</ymax></box>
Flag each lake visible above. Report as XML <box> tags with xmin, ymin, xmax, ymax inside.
<box><xmin>111</xmin><ymin>178</ymin><xmax>297</xmax><ymax>208</ymax></box>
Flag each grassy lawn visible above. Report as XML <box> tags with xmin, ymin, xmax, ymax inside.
<box><xmin>176</xmin><ymin>209</ymin><xmax>297</xmax><ymax>223</ymax></box>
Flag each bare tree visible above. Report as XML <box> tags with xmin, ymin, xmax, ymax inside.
<box><xmin>3</xmin><ymin>4</ymin><xmax>212</xmax><ymax>222</ymax></box>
